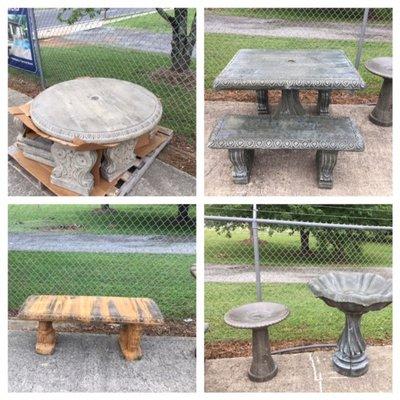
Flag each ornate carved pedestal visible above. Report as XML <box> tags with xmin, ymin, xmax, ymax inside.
<box><xmin>274</xmin><ymin>89</ymin><xmax>305</xmax><ymax>117</ymax></box>
<box><xmin>36</xmin><ymin>321</ymin><xmax>56</xmax><ymax>355</ymax></box>
<box><xmin>50</xmin><ymin>143</ymin><xmax>98</xmax><ymax>195</ymax></box>
<box><xmin>228</xmin><ymin>149</ymin><xmax>254</xmax><ymax>184</ymax></box>
<box><xmin>317</xmin><ymin>90</ymin><xmax>332</xmax><ymax>115</ymax></box>
<box><xmin>118</xmin><ymin>324</ymin><xmax>142</xmax><ymax>361</ymax></box>
<box><xmin>332</xmin><ymin>313</ymin><xmax>368</xmax><ymax>377</ymax></box>
<box><xmin>316</xmin><ymin>150</ymin><xmax>338</xmax><ymax>189</ymax></box>
<box><xmin>101</xmin><ymin>138</ymin><xmax>138</xmax><ymax>182</ymax></box>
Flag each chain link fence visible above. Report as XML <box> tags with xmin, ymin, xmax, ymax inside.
<box><xmin>205</xmin><ymin>8</ymin><xmax>392</xmax><ymax>100</ymax></box>
<box><xmin>204</xmin><ymin>205</ymin><xmax>392</xmax><ymax>349</ymax></box>
<box><xmin>8</xmin><ymin>204</ymin><xmax>196</xmax><ymax>332</ymax></box>
<box><xmin>9</xmin><ymin>8</ymin><xmax>196</xmax><ymax>141</ymax></box>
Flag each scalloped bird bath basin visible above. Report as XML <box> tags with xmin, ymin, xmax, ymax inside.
<box><xmin>308</xmin><ymin>271</ymin><xmax>392</xmax><ymax>377</ymax></box>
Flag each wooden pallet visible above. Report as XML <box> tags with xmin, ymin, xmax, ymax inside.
<box><xmin>8</xmin><ymin>126</ymin><xmax>173</xmax><ymax>196</ymax></box>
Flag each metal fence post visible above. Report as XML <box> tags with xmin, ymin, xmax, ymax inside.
<box><xmin>252</xmin><ymin>204</ymin><xmax>262</xmax><ymax>301</ymax></box>
<box><xmin>354</xmin><ymin>8</ymin><xmax>369</xmax><ymax>70</ymax></box>
<box><xmin>29</xmin><ymin>8</ymin><xmax>46</xmax><ymax>88</ymax></box>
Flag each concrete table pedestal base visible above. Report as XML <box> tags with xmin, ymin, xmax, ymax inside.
<box><xmin>369</xmin><ymin>77</ymin><xmax>392</xmax><ymax>127</ymax></box>
<box><xmin>101</xmin><ymin>138</ymin><xmax>139</xmax><ymax>182</ymax></box>
<box><xmin>50</xmin><ymin>143</ymin><xmax>97</xmax><ymax>195</ymax></box>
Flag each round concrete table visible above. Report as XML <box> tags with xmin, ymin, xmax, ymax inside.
<box><xmin>225</xmin><ymin>302</ymin><xmax>289</xmax><ymax>382</ymax></box>
<box><xmin>365</xmin><ymin>57</ymin><xmax>392</xmax><ymax>127</ymax></box>
<box><xmin>30</xmin><ymin>78</ymin><xmax>162</xmax><ymax>195</ymax></box>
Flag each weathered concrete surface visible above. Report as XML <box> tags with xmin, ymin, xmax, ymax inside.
<box><xmin>9</xmin><ymin>330</ymin><xmax>195</xmax><ymax>392</ymax></box>
<box><xmin>8</xmin><ymin>89</ymin><xmax>196</xmax><ymax>196</ymax></box>
<box><xmin>205</xmin><ymin>346</ymin><xmax>391</xmax><ymax>392</ymax></box>
<box><xmin>205</xmin><ymin>13</ymin><xmax>392</xmax><ymax>42</ymax></box>
<box><xmin>205</xmin><ymin>264</ymin><xmax>392</xmax><ymax>283</ymax></box>
<box><xmin>9</xmin><ymin>232</ymin><xmax>196</xmax><ymax>254</ymax></box>
<box><xmin>205</xmin><ymin>101</ymin><xmax>392</xmax><ymax>196</ymax></box>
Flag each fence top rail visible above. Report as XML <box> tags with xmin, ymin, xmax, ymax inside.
<box><xmin>204</xmin><ymin>216</ymin><xmax>392</xmax><ymax>232</ymax></box>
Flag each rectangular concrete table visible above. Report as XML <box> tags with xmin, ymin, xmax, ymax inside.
<box><xmin>213</xmin><ymin>49</ymin><xmax>366</xmax><ymax>117</ymax></box>
<box><xmin>18</xmin><ymin>294</ymin><xmax>164</xmax><ymax>360</ymax></box>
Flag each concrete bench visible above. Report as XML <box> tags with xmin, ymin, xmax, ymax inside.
<box><xmin>17</xmin><ymin>295</ymin><xmax>164</xmax><ymax>360</ymax></box>
<box><xmin>208</xmin><ymin>115</ymin><xmax>364</xmax><ymax>188</ymax></box>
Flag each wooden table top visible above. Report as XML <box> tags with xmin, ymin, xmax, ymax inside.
<box><xmin>214</xmin><ymin>49</ymin><xmax>366</xmax><ymax>91</ymax></box>
<box><xmin>18</xmin><ymin>295</ymin><xmax>164</xmax><ymax>325</ymax></box>
<box><xmin>30</xmin><ymin>78</ymin><xmax>162</xmax><ymax>144</ymax></box>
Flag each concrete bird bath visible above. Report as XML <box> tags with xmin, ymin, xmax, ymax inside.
<box><xmin>224</xmin><ymin>302</ymin><xmax>289</xmax><ymax>382</ymax></box>
<box><xmin>308</xmin><ymin>272</ymin><xmax>392</xmax><ymax>377</ymax></box>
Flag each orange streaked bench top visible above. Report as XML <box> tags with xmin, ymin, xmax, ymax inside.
<box><xmin>18</xmin><ymin>295</ymin><xmax>164</xmax><ymax>325</ymax></box>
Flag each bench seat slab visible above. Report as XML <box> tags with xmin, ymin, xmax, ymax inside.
<box><xmin>208</xmin><ymin>115</ymin><xmax>364</xmax><ymax>151</ymax></box>
<box><xmin>18</xmin><ymin>295</ymin><xmax>164</xmax><ymax>325</ymax></box>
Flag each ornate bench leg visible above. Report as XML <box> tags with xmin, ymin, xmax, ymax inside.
<box><xmin>118</xmin><ymin>324</ymin><xmax>142</xmax><ymax>361</ymax></box>
<box><xmin>249</xmin><ymin>327</ymin><xmax>277</xmax><ymax>382</ymax></box>
<box><xmin>101</xmin><ymin>138</ymin><xmax>138</xmax><ymax>182</ymax></box>
<box><xmin>316</xmin><ymin>150</ymin><xmax>338</xmax><ymax>189</ymax></box>
<box><xmin>228</xmin><ymin>149</ymin><xmax>254</xmax><ymax>184</ymax></box>
<box><xmin>256</xmin><ymin>90</ymin><xmax>269</xmax><ymax>114</ymax></box>
<box><xmin>50</xmin><ymin>143</ymin><xmax>97</xmax><ymax>195</ymax></box>
<box><xmin>317</xmin><ymin>90</ymin><xmax>331</xmax><ymax>115</ymax></box>
<box><xmin>36</xmin><ymin>321</ymin><xmax>56</xmax><ymax>355</ymax></box>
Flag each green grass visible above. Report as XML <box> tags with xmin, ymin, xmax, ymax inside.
<box><xmin>205</xmin><ymin>228</ymin><xmax>392</xmax><ymax>268</ymax></box>
<box><xmin>9</xmin><ymin>251</ymin><xmax>195</xmax><ymax>320</ymax></box>
<box><xmin>108</xmin><ymin>9</ymin><xmax>196</xmax><ymax>33</ymax></box>
<box><xmin>205</xmin><ymin>282</ymin><xmax>392</xmax><ymax>342</ymax></box>
<box><xmin>9</xmin><ymin>205</ymin><xmax>196</xmax><ymax>236</ymax></box>
<box><xmin>205</xmin><ymin>34</ymin><xmax>392</xmax><ymax>95</ymax></box>
<box><xmin>39</xmin><ymin>45</ymin><xmax>195</xmax><ymax>140</ymax></box>
<box><xmin>209</xmin><ymin>8</ymin><xmax>392</xmax><ymax>23</ymax></box>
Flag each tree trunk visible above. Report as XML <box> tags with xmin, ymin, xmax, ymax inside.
<box><xmin>156</xmin><ymin>8</ymin><xmax>196</xmax><ymax>72</ymax></box>
<box><xmin>177</xmin><ymin>204</ymin><xmax>190</xmax><ymax>223</ymax></box>
<box><xmin>300</xmin><ymin>228</ymin><xmax>311</xmax><ymax>255</ymax></box>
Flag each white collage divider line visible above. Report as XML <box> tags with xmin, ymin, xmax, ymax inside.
<box><xmin>3</xmin><ymin>0</ymin><xmax>397</xmax><ymax>399</ymax></box>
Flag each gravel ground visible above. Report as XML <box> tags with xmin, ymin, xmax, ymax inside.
<box><xmin>205</xmin><ymin>13</ymin><xmax>392</xmax><ymax>42</ymax></box>
<box><xmin>205</xmin><ymin>264</ymin><xmax>392</xmax><ymax>283</ymax></box>
<box><xmin>9</xmin><ymin>232</ymin><xmax>196</xmax><ymax>254</ymax></box>
<box><xmin>9</xmin><ymin>331</ymin><xmax>195</xmax><ymax>392</ymax></box>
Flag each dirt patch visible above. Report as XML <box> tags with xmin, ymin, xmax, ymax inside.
<box><xmin>205</xmin><ymin>89</ymin><xmax>379</xmax><ymax>105</ymax></box>
<box><xmin>8</xmin><ymin>75</ymin><xmax>42</xmax><ymax>98</ymax></box>
<box><xmin>150</xmin><ymin>68</ymin><xmax>196</xmax><ymax>90</ymax></box>
<box><xmin>205</xmin><ymin>338</ymin><xmax>392</xmax><ymax>359</ymax></box>
<box><xmin>158</xmin><ymin>134</ymin><xmax>196</xmax><ymax>176</ymax></box>
<box><xmin>39</xmin><ymin>37</ymin><xmax>80</xmax><ymax>48</ymax></box>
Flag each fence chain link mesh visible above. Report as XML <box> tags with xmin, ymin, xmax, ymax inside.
<box><xmin>9</xmin><ymin>8</ymin><xmax>196</xmax><ymax>141</ymax></box>
<box><xmin>204</xmin><ymin>205</ymin><xmax>392</xmax><ymax>347</ymax></box>
<box><xmin>205</xmin><ymin>8</ymin><xmax>392</xmax><ymax>100</ymax></box>
<box><xmin>8</xmin><ymin>204</ymin><xmax>196</xmax><ymax>333</ymax></box>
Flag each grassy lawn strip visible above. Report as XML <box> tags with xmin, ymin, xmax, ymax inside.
<box><xmin>205</xmin><ymin>34</ymin><xmax>392</xmax><ymax>95</ymax></box>
<box><xmin>9</xmin><ymin>205</ymin><xmax>196</xmax><ymax>236</ymax></box>
<box><xmin>205</xmin><ymin>282</ymin><xmax>392</xmax><ymax>343</ymax></box>
<box><xmin>40</xmin><ymin>45</ymin><xmax>195</xmax><ymax>140</ymax></box>
<box><xmin>209</xmin><ymin>8</ymin><xmax>392</xmax><ymax>23</ymax></box>
<box><xmin>9</xmin><ymin>251</ymin><xmax>196</xmax><ymax>320</ymax></box>
<box><xmin>108</xmin><ymin>9</ymin><xmax>196</xmax><ymax>33</ymax></box>
<box><xmin>205</xmin><ymin>228</ymin><xmax>392</xmax><ymax>268</ymax></box>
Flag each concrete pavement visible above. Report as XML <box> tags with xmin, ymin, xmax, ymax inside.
<box><xmin>9</xmin><ymin>330</ymin><xmax>196</xmax><ymax>392</ymax></box>
<box><xmin>205</xmin><ymin>346</ymin><xmax>392</xmax><ymax>392</ymax></box>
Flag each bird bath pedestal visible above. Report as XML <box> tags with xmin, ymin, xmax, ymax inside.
<box><xmin>224</xmin><ymin>302</ymin><xmax>289</xmax><ymax>382</ymax></box>
<box><xmin>309</xmin><ymin>272</ymin><xmax>392</xmax><ymax>377</ymax></box>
